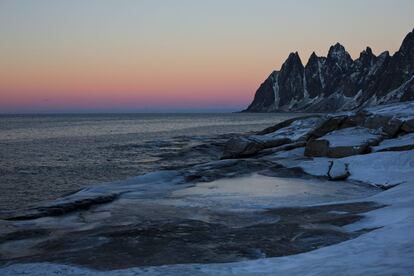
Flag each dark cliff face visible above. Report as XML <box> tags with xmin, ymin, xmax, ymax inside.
<box><xmin>304</xmin><ymin>52</ymin><xmax>325</xmax><ymax>99</ymax></box>
<box><xmin>246</xmin><ymin>71</ymin><xmax>278</xmax><ymax>112</ymax></box>
<box><xmin>245</xmin><ymin>29</ymin><xmax>414</xmax><ymax>112</ymax></box>
<box><xmin>278</xmin><ymin>52</ymin><xmax>305</xmax><ymax>106</ymax></box>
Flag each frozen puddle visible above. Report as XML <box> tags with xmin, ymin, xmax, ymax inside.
<box><xmin>0</xmin><ymin>173</ymin><xmax>382</xmax><ymax>271</ymax></box>
<box><xmin>169</xmin><ymin>174</ymin><xmax>378</xmax><ymax>210</ymax></box>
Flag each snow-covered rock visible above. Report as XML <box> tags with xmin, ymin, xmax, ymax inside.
<box><xmin>292</xmin><ymin>150</ymin><xmax>414</xmax><ymax>188</ymax></box>
<box><xmin>328</xmin><ymin>160</ymin><xmax>350</xmax><ymax>180</ymax></box>
<box><xmin>372</xmin><ymin>133</ymin><xmax>414</xmax><ymax>152</ymax></box>
<box><xmin>344</xmin><ymin>151</ymin><xmax>414</xmax><ymax>188</ymax></box>
<box><xmin>305</xmin><ymin>127</ymin><xmax>383</xmax><ymax>158</ymax></box>
<box><xmin>250</xmin><ymin>116</ymin><xmax>323</xmax><ymax>142</ymax></box>
<box><xmin>320</xmin><ymin>127</ymin><xmax>382</xmax><ymax>148</ymax></box>
<box><xmin>222</xmin><ymin>116</ymin><xmax>323</xmax><ymax>159</ymax></box>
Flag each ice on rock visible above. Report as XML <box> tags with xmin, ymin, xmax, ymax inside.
<box><xmin>372</xmin><ymin>132</ymin><xmax>414</xmax><ymax>152</ymax></box>
<box><xmin>294</xmin><ymin>150</ymin><xmax>414</xmax><ymax>188</ymax></box>
<box><xmin>328</xmin><ymin>160</ymin><xmax>350</xmax><ymax>180</ymax></box>
<box><xmin>251</xmin><ymin>116</ymin><xmax>323</xmax><ymax>142</ymax></box>
<box><xmin>305</xmin><ymin>127</ymin><xmax>383</xmax><ymax>158</ymax></box>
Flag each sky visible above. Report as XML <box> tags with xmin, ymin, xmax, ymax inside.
<box><xmin>0</xmin><ymin>0</ymin><xmax>413</xmax><ymax>113</ymax></box>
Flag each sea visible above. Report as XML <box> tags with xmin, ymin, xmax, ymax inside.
<box><xmin>0</xmin><ymin>113</ymin><xmax>298</xmax><ymax>213</ymax></box>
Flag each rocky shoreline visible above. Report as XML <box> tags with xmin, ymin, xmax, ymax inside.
<box><xmin>1</xmin><ymin>101</ymin><xmax>414</xmax><ymax>274</ymax></box>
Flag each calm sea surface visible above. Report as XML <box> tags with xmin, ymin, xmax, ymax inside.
<box><xmin>0</xmin><ymin>113</ymin><xmax>298</xmax><ymax>212</ymax></box>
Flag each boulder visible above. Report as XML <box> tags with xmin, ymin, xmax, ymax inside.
<box><xmin>384</xmin><ymin>118</ymin><xmax>404</xmax><ymax>137</ymax></box>
<box><xmin>401</xmin><ymin>118</ymin><xmax>414</xmax><ymax>133</ymax></box>
<box><xmin>341</xmin><ymin>112</ymin><xmax>366</xmax><ymax>129</ymax></box>
<box><xmin>221</xmin><ymin>137</ymin><xmax>263</xmax><ymax>159</ymax></box>
<box><xmin>304</xmin><ymin>139</ymin><xmax>330</xmax><ymax>157</ymax></box>
<box><xmin>328</xmin><ymin>160</ymin><xmax>350</xmax><ymax>180</ymax></box>
<box><xmin>305</xmin><ymin>127</ymin><xmax>383</xmax><ymax>158</ymax></box>
<box><xmin>327</xmin><ymin>145</ymin><xmax>370</xmax><ymax>158</ymax></box>
<box><xmin>363</xmin><ymin>115</ymin><xmax>402</xmax><ymax>137</ymax></box>
<box><xmin>308</xmin><ymin>115</ymin><xmax>348</xmax><ymax>139</ymax></box>
<box><xmin>223</xmin><ymin>116</ymin><xmax>324</xmax><ymax>159</ymax></box>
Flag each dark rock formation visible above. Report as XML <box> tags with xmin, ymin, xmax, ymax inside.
<box><xmin>245</xmin><ymin>29</ymin><xmax>414</xmax><ymax>112</ymax></box>
<box><xmin>402</xmin><ymin>118</ymin><xmax>414</xmax><ymax>133</ymax></box>
<box><xmin>4</xmin><ymin>193</ymin><xmax>118</xmax><ymax>221</ymax></box>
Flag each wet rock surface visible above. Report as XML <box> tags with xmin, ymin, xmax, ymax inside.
<box><xmin>3</xmin><ymin>193</ymin><xmax>119</xmax><ymax>221</ymax></box>
<box><xmin>0</xmin><ymin>202</ymin><xmax>382</xmax><ymax>270</ymax></box>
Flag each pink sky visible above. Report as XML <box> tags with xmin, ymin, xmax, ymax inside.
<box><xmin>0</xmin><ymin>0</ymin><xmax>413</xmax><ymax>112</ymax></box>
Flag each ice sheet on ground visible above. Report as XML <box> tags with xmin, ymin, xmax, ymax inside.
<box><xmin>166</xmin><ymin>174</ymin><xmax>376</xmax><ymax>210</ymax></box>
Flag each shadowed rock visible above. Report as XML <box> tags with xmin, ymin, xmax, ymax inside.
<box><xmin>363</xmin><ymin>115</ymin><xmax>402</xmax><ymax>137</ymax></box>
<box><xmin>4</xmin><ymin>193</ymin><xmax>118</xmax><ymax>221</ymax></box>
<box><xmin>221</xmin><ymin>137</ymin><xmax>266</xmax><ymax>159</ymax></box>
<box><xmin>402</xmin><ymin>118</ymin><xmax>414</xmax><ymax>133</ymax></box>
<box><xmin>304</xmin><ymin>139</ymin><xmax>330</xmax><ymax>157</ymax></box>
<box><xmin>308</xmin><ymin>115</ymin><xmax>348</xmax><ymax>139</ymax></box>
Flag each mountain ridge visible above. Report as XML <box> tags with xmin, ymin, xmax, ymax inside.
<box><xmin>245</xmin><ymin>29</ymin><xmax>414</xmax><ymax>112</ymax></box>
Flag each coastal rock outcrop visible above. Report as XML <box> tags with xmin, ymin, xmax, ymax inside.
<box><xmin>222</xmin><ymin>116</ymin><xmax>323</xmax><ymax>158</ymax></box>
<box><xmin>224</xmin><ymin>102</ymin><xmax>414</xmax><ymax>174</ymax></box>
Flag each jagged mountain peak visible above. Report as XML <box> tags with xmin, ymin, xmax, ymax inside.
<box><xmin>327</xmin><ymin>42</ymin><xmax>347</xmax><ymax>57</ymax></box>
<box><xmin>281</xmin><ymin>51</ymin><xmax>304</xmax><ymax>70</ymax></box>
<box><xmin>357</xmin><ymin>46</ymin><xmax>376</xmax><ymax>66</ymax></box>
<box><xmin>245</xmin><ymin>29</ymin><xmax>414</xmax><ymax>113</ymax></box>
<box><xmin>362</xmin><ymin>46</ymin><xmax>374</xmax><ymax>56</ymax></box>
<box><xmin>378</xmin><ymin>51</ymin><xmax>390</xmax><ymax>59</ymax></box>
<box><xmin>307</xmin><ymin>51</ymin><xmax>318</xmax><ymax>63</ymax></box>
<box><xmin>286</xmin><ymin>51</ymin><xmax>301</xmax><ymax>61</ymax></box>
<box><xmin>399</xmin><ymin>28</ymin><xmax>414</xmax><ymax>56</ymax></box>
<box><xmin>327</xmin><ymin>42</ymin><xmax>352</xmax><ymax>68</ymax></box>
